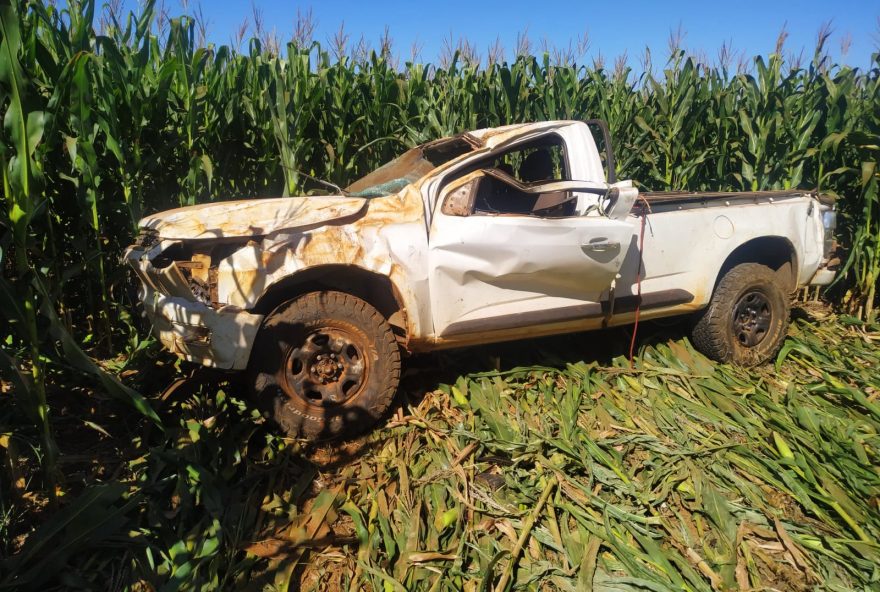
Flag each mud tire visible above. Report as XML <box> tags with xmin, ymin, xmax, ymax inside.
<box><xmin>691</xmin><ymin>263</ymin><xmax>790</xmax><ymax>367</ymax></box>
<box><xmin>248</xmin><ymin>291</ymin><xmax>400</xmax><ymax>439</ymax></box>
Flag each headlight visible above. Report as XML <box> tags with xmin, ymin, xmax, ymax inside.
<box><xmin>822</xmin><ymin>208</ymin><xmax>837</xmax><ymax>258</ymax></box>
<box><xmin>822</xmin><ymin>209</ymin><xmax>837</xmax><ymax>231</ymax></box>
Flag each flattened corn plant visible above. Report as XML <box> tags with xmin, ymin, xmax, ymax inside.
<box><xmin>322</xmin><ymin>316</ymin><xmax>880</xmax><ymax>591</ymax></box>
<box><xmin>3</xmin><ymin>315</ymin><xmax>879</xmax><ymax>590</ymax></box>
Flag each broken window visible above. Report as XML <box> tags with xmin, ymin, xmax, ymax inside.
<box><xmin>492</xmin><ymin>136</ymin><xmax>568</xmax><ymax>184</ymax></box>
<box><xmin>347</xmin><ymin>134</ymin><xmax>480</xmax><ymax>197</ymax></box>
<box><xmin>442</xmin><ymin>134</ymin><xmax>578</xmax><ymax>218</ymax></box>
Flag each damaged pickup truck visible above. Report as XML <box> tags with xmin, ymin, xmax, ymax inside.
<box><xmin>125</xmin><ymin>120</ymin><xmax>838</xmax><ymax>438</ymax></box>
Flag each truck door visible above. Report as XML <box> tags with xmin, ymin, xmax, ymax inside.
<box><xmin>427</xmin><ymin>135</ymin><xmax>634</xmax><ymax>338</ymax></box>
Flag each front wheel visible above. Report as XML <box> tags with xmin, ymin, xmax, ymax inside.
<box><xmin>248</xmin><ymin>291</ymin><xmax>401</xmax><ymax>439</ymax></box>
<box><xmin>691</xmin><ymin>263</ymin><xmax>790</xmax><ymax>366</ymax></box>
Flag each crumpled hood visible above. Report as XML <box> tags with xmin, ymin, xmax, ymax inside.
<box><xmin>140</xmin><ymin>196</ymin><xmax>369</xmax><ymax>240</ymax></box>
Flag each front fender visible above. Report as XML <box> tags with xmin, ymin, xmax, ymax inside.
<box><xmin>215</xmin><ymin>189</ymin><xmax>430</xmax><ymax>341</ymax></box>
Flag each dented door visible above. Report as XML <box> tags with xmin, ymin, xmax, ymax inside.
<box><xmin>428</xmin><ymin>180</ymin><xmax>634</xmax><ymax>338</ymax></box>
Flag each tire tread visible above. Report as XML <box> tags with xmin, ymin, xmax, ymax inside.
<box><xmin>249</xmin><ymin>290</ymin><xmax>401</xmax><ymax>439</ymax></box>
<box><xmin>691</xmin><ymin>263</ymin><xmax>789</xmax><ymax>366</ymax></box>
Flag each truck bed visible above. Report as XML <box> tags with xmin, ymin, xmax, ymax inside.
<box><xmin>642</xmin><ymin>189</ymin><xmax>817</xmax><ymax>204</ymax></box>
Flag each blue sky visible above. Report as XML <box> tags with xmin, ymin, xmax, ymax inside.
<box><xmin>121</xmin><ymin>0</ymin><xmax>878</xmax><ymax>68</ymax></box>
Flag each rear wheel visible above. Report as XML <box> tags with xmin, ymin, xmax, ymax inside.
<box><xmin>691</xmin><ymin>263</ymin><xmax>790</xmax><ymax>366</ymax></box>
<box><xmin>248</xmin><ymin>291</ymin><xmax>400</xmax><ymax>439</ymax></box>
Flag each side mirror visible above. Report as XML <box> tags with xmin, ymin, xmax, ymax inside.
<box><xmin>441</xmin><ymin>178</ymin><xmax>479</xmax><ymax>217</ymax></box>
<box><xmin>603</xmin><ymin>186</ymin><xmax>638</xmax><ymax>220</ymax></box>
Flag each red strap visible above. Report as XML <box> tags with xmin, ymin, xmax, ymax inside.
<box><xmin>628</xmin><ymin>201</ymin><xmax>649</xmax><ymax>369</ymax></box>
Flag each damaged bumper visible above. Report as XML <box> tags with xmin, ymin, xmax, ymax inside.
<box><xmin>808</xmin><ymin>267</ymin><xmax>836</xmax><ymax>286</ymax></box>
<box><xmin>142</xmin><ymin>288</ymin><xmax>262</xmax><ymax>370</ymax></box>
<box><xmin>126</xmin><ymin>244</ymin><xmax>263</xmax><ymax>370</ymax></box>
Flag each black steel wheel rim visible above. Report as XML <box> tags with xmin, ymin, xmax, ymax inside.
<box><xmin>282</xmin><ymin>327</ymin><xmax>368</xmax><ymax>407</ymax></box>
<box><xmin>732</xmin><ymin>290</ymin><xmax>772</xmax><ymax>348</ymax></box>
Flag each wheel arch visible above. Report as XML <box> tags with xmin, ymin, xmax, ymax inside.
<box><xmin>714</xmin><ymin>236</ymin><xmax>799</xmax><ymax>295</ymax></box>
<box><xmin>252</xmin><ymin>264</ymin><xmax>409</xmax><ymax>345</ymax></box>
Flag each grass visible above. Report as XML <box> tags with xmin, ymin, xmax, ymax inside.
<box><xmin>2</xmin><ymin>307</ymin><xmax>879</xmax><ymax>591</ymax></box>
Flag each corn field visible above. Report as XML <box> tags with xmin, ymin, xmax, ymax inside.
<box><xmin>1</xmin><ymin>0</ymin><xmax>879</xmax><ymax>589</ymax></box>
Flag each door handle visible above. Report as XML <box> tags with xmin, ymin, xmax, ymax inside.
<box><xmin>581</xmin><ymin>241</ymin><xmax>619</xmax><ymax>253</ymax></box>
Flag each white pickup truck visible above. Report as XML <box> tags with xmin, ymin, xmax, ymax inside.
<box><xmin>125</xmin><ymin>120</ymin><xmax>837</xmax><ymax>438</ymax></box>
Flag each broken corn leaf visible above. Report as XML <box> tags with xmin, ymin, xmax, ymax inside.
<box><xmin>773</xmin><ymin>431</ymin><xmax>795</xmax><ymax>460</ymax></box>
<box><xmin>434</xmin><ymin>507</ymin><xmax>459</xmax><ymax>532</ymax></box>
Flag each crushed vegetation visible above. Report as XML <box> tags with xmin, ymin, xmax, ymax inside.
<box><xmin>3</xmin><ymin>310</ymin><xmax>879</xmax><ymax>591</ymax></box>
